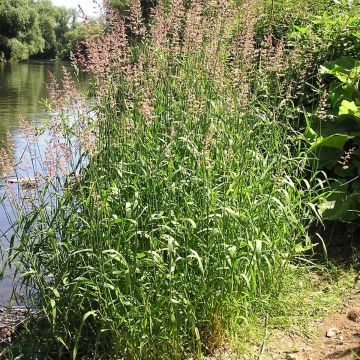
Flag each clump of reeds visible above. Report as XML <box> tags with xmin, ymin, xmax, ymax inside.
<box><xmin>4</xmin><ymin>0</ymin><xmax>317</xmax><ymax>358</ymax></box>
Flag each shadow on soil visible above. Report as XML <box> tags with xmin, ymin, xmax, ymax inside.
<box><xmin>311</xmin><ymin>221</ymin><xmax>360</xmax><ymax>269</ymax></box>
<box><xmin>326</xmin><ymin>347</ymin><xmax>360</xmax><ymax>359</ymax></box>
<box><xmin>313</xmin><ymin>221</ymin><xmax>360</xmax><ymax>360</ymax></box>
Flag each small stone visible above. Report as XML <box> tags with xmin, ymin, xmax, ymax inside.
<box><xmin>326</xmin><ymin>327</ymin><xmax>339</xmax><ymax>338</ymax></box>
<box><xmin>336</xmin><ymin>335</ymin><xmax>344</xmax><ymax>344</ymax></box>
<box><xmin>347</xmin><ymin>309</ymin><xmax>360</xmax><ymax>322</ymax></box>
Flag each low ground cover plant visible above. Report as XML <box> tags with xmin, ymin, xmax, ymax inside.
<box><xmin>1</xmin><ymin>0</ymin><xmax>359</xmax><ymax>358</ymax></box>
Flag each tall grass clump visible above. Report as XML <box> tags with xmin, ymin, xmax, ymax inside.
<box><xmin>4</xmin><ymin>0</ymin><xmax>319</xmax><ymax>358</ymax></box>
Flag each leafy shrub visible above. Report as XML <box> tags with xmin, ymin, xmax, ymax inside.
<box><xmin>306</xmin><ymin>56</ymin><xmax>360</xmax><ymax>222</ymax></box>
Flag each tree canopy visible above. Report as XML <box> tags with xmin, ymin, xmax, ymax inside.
<box><xmin>0</xmin><ymin>0</ymin><xmax>86</xmax><ymax>61</ymax></box>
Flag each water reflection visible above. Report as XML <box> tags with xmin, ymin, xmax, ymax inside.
<box><xmin>0</xmin><ymin>61</ymin><xmax>89</xmax><ymax>305</ymax></box>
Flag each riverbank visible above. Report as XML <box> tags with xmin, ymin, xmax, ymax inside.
<box><xmin>1</xmin><ymin>0</ymin><xmax>359</xmax><ymax>358</ymax></box>
<box><xmin>2</xmin><ymin>255</ymin><xmax>359</xmax><ymax>359</ymax></box>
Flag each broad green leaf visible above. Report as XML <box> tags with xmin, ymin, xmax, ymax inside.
<box><xmin>339</xmin><ymin>100</ymin><xmax>360</xmax><ymax>119</ymax></box>
<box><xmin>316</xmin><ymin>147</ymin><xmax>343</xmax><ymax>170</ymax></box>
<box><xmin>352</xmin><ymin>181</ymin><xmax>360</xmax><ymax>192</ymax></box>
<box><xmin>310</xmin><ymin>116</ymin><xmax>360</xmax><ymax>137</ymax></box>
<box><xmin>328</xmin><ymin>81</ymin><xmax>357</xmax><ymax>108</ymax></box>
<box><xmin>350</xmin><ymin>66</ymin><xmax>360</xmax><ymax>81</ymax></box>
<box><xmin>333</xmin><ymin>163</ymin><xmax>356</xmax><ymax>177</ymax></box>
<box><xmin>321</xmin><ymin>56</ymin><xmax>360</xmax><ymax>83</ymax></box>
<box><xmin>319</xmin><ymin>190</ymin><xmax>360</xmax><ymax>221</ymax></box>
<box><xmin>309</xmin><ymin>133</ymin><xmax>353</xmax><ymax>151</ymax></box>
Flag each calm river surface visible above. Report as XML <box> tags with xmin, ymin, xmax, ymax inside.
<box><xmin>0</xmin><ymin>61</ymin><xmax>88</xmax><ymax>145</ymax></box>
<box><xmin>0</xmin><ymin>61</ymin><xmax>88</xmax><ymax>304</ymax></box>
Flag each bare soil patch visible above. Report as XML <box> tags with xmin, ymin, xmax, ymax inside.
<box><xmin>263</xmin><ymin>276</ymin><xmax>360</xmax><ymax>360</ymax></box>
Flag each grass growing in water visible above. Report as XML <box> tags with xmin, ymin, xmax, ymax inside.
<box><xmin>0</xmin><ymin>0</ymin><xmax>336</xmax><ymax>358</ymax></box>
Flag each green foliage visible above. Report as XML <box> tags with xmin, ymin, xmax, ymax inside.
<box><xmin>110</xmin><ymin>0</ymin><xmax>155</xmax><ymax>15</ymax></box>
<box><xmin>306</xmin><ymin>56</ymin><xmax>360</xmax><ymax>222</ymax></box>
<box><xmin>0</xmin><ymin>0</ymin><xmax>44</xmax><ymax>60</ymax></box>
<box><xmin>3</xmin><ymin>1</ymin><xmax>318</xmax><ymax>358</ymax></box>
<box><xmin>0</xmin><ymin>0</ymin><xmax>85</xmax><ymax>61</ymax></box>
<box><xmin>3</xmin><ymin>0</ymin><xmax>360</xmax><ymax>358</ymax></box>
<box><xmin>59</xmin><ymin>20</ymin><xmax>103</xmax><ymax>60</ymax></box>
<box><xmin>288</xmin><ymin>0</ymin><xmax>360</xmax><ymax>61</ymax></box>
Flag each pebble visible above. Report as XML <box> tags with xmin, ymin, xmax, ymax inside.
<box><xmin>336</xmin><ymin>335</ymin><xmax>344</xmax><ymax>344</ymax></box>
<box><xmin>326</xmin><ymin>327</ymin><xmax>339</xmax><ymax>338</ymax></box>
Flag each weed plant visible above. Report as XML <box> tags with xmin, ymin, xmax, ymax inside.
<box><xmin>0</xmin><ymin>0</ymin><xmax>340</xmax><ymax>358</ymax></box>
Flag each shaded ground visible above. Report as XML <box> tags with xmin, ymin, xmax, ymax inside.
<box><xmin>0</xmin><ymin>308</ymin><xmax>28</xmax><ymax>342</ymax></box>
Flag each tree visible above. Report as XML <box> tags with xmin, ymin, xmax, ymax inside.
<box><xmin>36</xmin><ymin>0</ymin><xmax>58</xmax><ymax>58</ymax></box>
<box><xmin>0</xmin><ymin>0</ymin><xmax>44</xmax><ymax>60</ymax></box>
<box><xmin>110</xmin><ymin>0</ymin><xmax>155</xmax><ymax>19</ymax></box>
<box><xmin>0</xmin><ymin>0</ymin><xmax>82</xmax><ymax>61</ymax></box>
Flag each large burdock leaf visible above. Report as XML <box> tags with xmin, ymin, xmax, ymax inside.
<box><xmin>318</xmin><ymin>190</ymin><xmax>360</xmax><ymax>221</ymax></box>
<box><xmin>339</xmin><ymin>100</ymin><xmax>360</xmax><ymax>119</ymax></box>
<box><xmin>309</xmin><ymin>133</ymin><xmax>354</xmax><ymax>151</ymax></box>
<box><xmin>316</xmin><ymin>147</ymin><xmax>343</xmax><ymax>170</ymax></box>
<box><xmin>321</xmin><ymin>56</ymin><xmax>360</xmax><ymax>83</ymax></box>
<box><xmin>328</xmin><ymin>81</ymin><xmax>357</xmax><ymax>108</ymax></box>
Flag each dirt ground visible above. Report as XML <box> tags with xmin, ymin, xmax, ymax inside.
<box><xmin>263</xmin><ymin>226</ymin><xmax>360</xmax><ymax>360</ymax></box>
<box><xmin>264</xmin><ymin>277</ymin><xmax>360</xmax><ymax>360</ymax></box>
<box><xmin>206</xmin><ymin>273</ymin><xmax>360</xmax><ymax>360</ymax></box>
<box><xmin>207</xmin><ymin>225</ymin><xmax>360</xmax><ymax>360</ymax></box>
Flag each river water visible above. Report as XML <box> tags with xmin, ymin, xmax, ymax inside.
<box><xmin>0</xmin><ymin>61</ymin><xmax>88</xmax><ymax>304</ymax></box>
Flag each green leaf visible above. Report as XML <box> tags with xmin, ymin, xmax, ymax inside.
<box><xmin>228</xmin><ymin>245</ymin><xmax>237</xmax><ymax>258</ymax></box>
<box><xmin>73</xmin><ymin>311</ymin><xmax>97</xmax><ymax>360</ymax></box>
<box><xmin>293</xmin><ymin>25</ymin><xmax>309</xmax><ymax>34</ymax></box>
<box><xmin>309</xmin><ymin>133</ymin><xmax>353</xmax><ymax>151</ymax></box>
<box><xmin>319</xmin><ymin>191</ymin><xmax>360</xmax><ymax>221</ymax></box>
<box><xmin>255</xmin><ymin>240</ymin><xmax>262</xmax><ymax>256</ymax></box>
<box><xmin>187</xmin><ymin>249</ymin><xmax>204</xmax><ymax>275</ymax></box>
<box><xmin>321</xmin><ymin>56</ymin><xmax>360</xmax><ymax>83</ymax></box>
<box><xmin>304</xmin><ymin>112</ymin><xmax>317</xmax><ymax>140</ymax></box>
<box><xmin>316</xmin><ymin>147</ymin><xmax>343</xmax><ymax>170</ymax></box>
<box><xmin>339</xmin><ymin>100</ymin><xmax>360</xmax><ymax>119</ymax></box>
<box><xmin>328</xmin><ymin>81</ymin><xmax>357</xmax><ymax>108</ymax></box>
<box><xmin>333</xmin><ymin>163</ymin><xmax>356</xmax><ymax>177</ymax></box>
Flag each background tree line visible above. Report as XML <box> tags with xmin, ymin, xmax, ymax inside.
<box><xmin>0</xmin><ymin>0</ymin><xmax>100</xmax><ymax>61</ymax></box>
